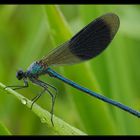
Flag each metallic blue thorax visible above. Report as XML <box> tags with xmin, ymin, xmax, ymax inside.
<box><xmin>26</xmin><ymin>61</ymin><xmax>45</xmax><ymax>76</ymax></box>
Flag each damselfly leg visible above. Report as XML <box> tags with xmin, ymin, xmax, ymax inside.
<box><xmin>5</xmin><ymin>78</ymin><xmax>28</xmax><ymax>90</ymax></box>
<box><xmin>30</xmin><ymin>77</ymin><xmax>57</xmax><ymax>126</ymax></box>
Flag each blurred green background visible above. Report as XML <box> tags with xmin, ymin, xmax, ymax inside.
<box><xmin>0</xmin><ymin>5</ymin><xmax>140</xmax><ymax>135</ymax></box>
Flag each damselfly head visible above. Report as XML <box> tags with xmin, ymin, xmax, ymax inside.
<box><xmin>16</xmin><ymin>69</ymin><xmax>25</xmax><ymax>80</ymax></box>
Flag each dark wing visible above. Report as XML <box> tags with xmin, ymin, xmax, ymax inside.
<box><xmin>40</xmin><ymin>13</ymin><xmax>120</xmax><ymax>66</ymax></box>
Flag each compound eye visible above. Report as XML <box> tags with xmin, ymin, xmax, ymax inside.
<box><xmin>16</xmin><ymin>70</ymin><xmax>24</xmax><ymax>80</ymax></box>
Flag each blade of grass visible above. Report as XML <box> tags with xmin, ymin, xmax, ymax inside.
<box><xmin>0</xmin><ymin>122</ymin><xmax>11</xmax><ymax>135</ymax></box>
<box><xmin>0</xmin><ymin>82</ymin><xmax>86</xmax><ymax>135</ymax></box>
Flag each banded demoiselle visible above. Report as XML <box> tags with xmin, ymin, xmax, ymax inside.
<box><xmin>6</xmin><ymin>13</ymin><xmax>140</xmax><ymax>126</ymax></box>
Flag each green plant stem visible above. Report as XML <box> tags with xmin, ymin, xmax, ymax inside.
<box><xmin>0</xmin><ymin>122</ymin><xmax>11</xmax><ymax>135</ymax></box>
<box><xmin>0</xmin><ymin>82</ymin><xmax>86</xmax><ymax>135</ymax></box>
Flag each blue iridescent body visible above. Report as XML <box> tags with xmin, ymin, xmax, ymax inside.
<box><xmin>26</xmin><ymin>60</ymin><xmax>51</xmax><ymax>80</ymax></box>
<box><xmin>46</xmin><ymin>68</ymin><xmax>140</xmax><ymax>117</ymax></box>
<box><xmin>26</xmin><ymin>61</ymin><xmax>140</xmax><ymax>118</ymax></box>
<box><xmin>26</xmin><ymin>61</ymin><xmax>46</xmax><ymax>77</ymax></box>
<box><xmin>6</xmin><ymin>13</ymin><xmax>140</xmax><ymax>126</ymax></box>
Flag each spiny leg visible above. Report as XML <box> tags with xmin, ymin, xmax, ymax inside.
<box><xmin>46</xmin><ymin>83</ymin><xmax>57</xmax><ymax>93</ymax></box>
<box><xmin>30</xmin><ymin>77</ymin><xmax>57</xmax><ymax>126</ymax></box>
<box><xmin>34</xmin><ymin>78</ymin><xmax>57</xmax><ymax>93</ymax></box>
<box><xmin>46</xmin><ymin>88</ymin><xmax>57</xmax><ymax>126</ymax></box>
<box><xmin>30</xmin><ymin>88</ymin><xmax>46</xmax><ymax>110</ymax></box>
<box><xmin>5</xmin><ymin>78</ymin><xmax>28</xmax><ymax>90</ymax></box>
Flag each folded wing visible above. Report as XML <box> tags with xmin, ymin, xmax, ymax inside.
<box><xmin>41</xmin><ymin>13</ymin><xmax>120</xmax><ymax>66</ymax></box>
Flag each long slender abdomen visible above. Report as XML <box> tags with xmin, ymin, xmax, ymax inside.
<box><xmin>46</xmin><ymin>68</ymin><xmax>140</xmax><ymax>118</ymax></box>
